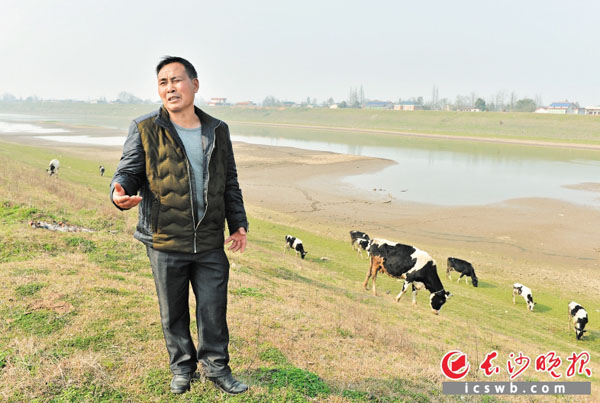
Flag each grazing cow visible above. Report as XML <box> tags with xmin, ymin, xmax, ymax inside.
<box><xmin>364</xmin><ymin>240</ymin><xmax>451</xmax><ymax>314</ymax></box>
<box><xmin>99</xmin><ymin>165</ymin><xmax>105</xmax><ymax>176</ymax></box>
<box><xmin>568</xmin><ymin>302</ymin><xmax>588</xmax><ymax>340</ymax></box>
<box><xmin>446</xmin><ymin>257</ymin><xmax>478</xmax><ymax>287</ymax></box>
<box><xmin>512</xmin><ymin>283</ymin><xmax>535</xmax><ymax>312</ymax></box>
<box><xmin>47</xmin><ymin>159</ymin><xmax>60</xmax><ymax>176</ymax></box>
<box><xmin>285</xmin><ymin>235</ymin><xmax>307</xmax><ymax>259</ymax></box>
<box><xmin>352</xmin><ymin>237</ymin><xmax>371</xmax><ymax>259</ymax></box>
<box><xmin>350</xmin><ymin>230</ymin><xmax>370</xmax><ymax>247</ymax></box>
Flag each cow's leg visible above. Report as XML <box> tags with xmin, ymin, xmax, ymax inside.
<box><xmin>411</xmin><ymin>284</ymin><xmax>418</xmax><ymax>306</ymax></box>
<box><xmin>366</xmin><ymin>256</ymin><xmax>382</xmax><ymax>296</ymax></box>
<box><xmin>363</xmin><ymin>258</ymin><xmax>373</xmax><ymax>292</ymax></box>
<box><xmin>446</xmin><ymin>266</ymin><xmax>452</xmax><ymax>280</ymax></box>
<box><xmin>395</xmin><ymin>281</ymin><xmax>411</xmax><ymax>302</ymax></box>
<box><xmin>465</xmin><ymin>275</ymin><xmax>469</xmax><ymax>285</ymax></box>
<box><xmin>371</xmin><ymin>270</ymin><xmax>378</xmax><ymax>296</ymax></box>
<box><xmin>457</xmin><ymin>273</ymin><xmax>463</xmax><ymax>283</ymax></box>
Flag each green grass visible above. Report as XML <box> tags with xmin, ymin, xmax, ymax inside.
<box><xmin>9</xmin><ymin>309</ymin><xmax>70</xmax><ymax>336</ymax></box>
<box><xmin>0</xmin><ymin>201</ymin><xmax>39</xmax><ymax>224</ymax></box>
<box><xmin>64</xmin><ymin>236</ymin><xmax>97</xmax><ymax>253</ymax></box>
<box><xmin>258</xmin><ymin>344</ymin><xmax>289</xmax><ymax>366</ymax></box>
<box><xmin>46</xmin><ymin>383</ymin><xmax>127</xmax><ymax>402</ymax></box>
<box><xmin>15</xmin><ymin>282</ymin><xmax>46</xmax><ymax>297</ymax></box>
<box><xmin>252</xmin><ymin>366</ymin><xmax>331</xmax><ymax>397</ymax></box>
<box><xmin>230</xmin><ymin>287</ymin><xmax>265</xmax><ymax>298</ymax></box>
<box><xmin>211</xmin><ymin>106</ymin><xmax>600</xmax><ymax>145</ymax></box>
<box><xmin>60</xmin><ymin>330</ymin><xmax>116</xmax><ymax>352</ymax></box>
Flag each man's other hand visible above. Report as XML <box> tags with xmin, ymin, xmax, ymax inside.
<box><xmin>225</xmin><ymin>227</ymin><xmax>247</xmax><ymax>253</ymax></box>
<box><xmin>112</xmin><ymin>182</ymin><xmax>142</xmax><ymax>209</ymax></box>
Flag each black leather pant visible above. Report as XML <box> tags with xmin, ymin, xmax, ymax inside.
<box><xmin>146</xmin><ymin>246</ymin><xmax>231</xmax><ymax>377</ymax></box>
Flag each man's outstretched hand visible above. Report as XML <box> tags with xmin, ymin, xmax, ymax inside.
<box><xmin>112</xmin><ymin>182</ymin><xmax>142</xmax><ymax>209</ymax></box>
<box><xmin>225</xmin><ymin>227</ymin><xmax>247</xmax><ymax>253</ymax></box>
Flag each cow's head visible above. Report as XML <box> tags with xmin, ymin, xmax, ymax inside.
<box><xmin>430</xmin><ymin>290</ymin><xmax>452</xmax><ymax>315</ymax></box>
<box><xmin>574</xmin><ymin>317</ymin><xmax>588</xmax><ymax>340</ymax></box>
<box><xmin>471</xmin><ymin>276</ymin><xmax>479</xmax><ymax>287</ymax></box>
<box><xmin>301</xmin><ymin>251</ymin><xmax>307</xmax><ymax>259</ymax></box>
<box><xmin>527</xmin><ymin>295</ymin><xmax>535</xmax><ymax>312</ymax></box>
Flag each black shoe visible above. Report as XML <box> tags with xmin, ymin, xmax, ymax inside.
<box><xmin>208</xmin><ymin>373</ymin><xmax>249</xmax><ymax>395</ymax></box>
<box><xmin>170</xmin><ymin>373</ymin><xmax>193</xmax><ymax>394</ymax></box>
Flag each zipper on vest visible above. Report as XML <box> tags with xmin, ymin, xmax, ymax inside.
<box><xmin>196</xmin><ymin>121</ymin><xmax>220</xmax><ymax>229</ymax></box>
<box><xmin>185</xmin><ymin>159</ymin><xmax>197</xmax><ymax>253</ymax></box>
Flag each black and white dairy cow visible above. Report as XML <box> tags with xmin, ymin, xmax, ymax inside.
<box><xmin>352</xmin><ymin>238</ymin><xmax>372</xmax><ymax>259</ymax></box>
<box><xmin>512</xmin><ymin>283</ymin><xmax>535</xmax><ymax>312</ymax></box>
<box><xmin>350</xmin><ymin>231</ymin><xmax>371</xmax><ymax>258</ymax></box>
<box><xmin>446</xmin><ymin>257</ymin><xmax>478</xmax><ymax>287</ymax></box>
<box><xmin>364</xmin><ymin>239</ymin><xmax>451</xmax><ymax>314</ymax></box>
<box><xmin>47</xmin><ymin>159</ymin><xmax>60</xmax><ymax>176</ymax></box>
<box><xmin>350</xmin><ymin>230</ymin><xmax>370</xmax><ymax>246</ymax></box>
<box><xmin>568</xmin><ymin>301</ymin><xmax>589</xmax><ymax>340</ymax></box>
<box><xmin>285</xmin><ymin>235</ymin><xmax>307</xmax><ymax>259</ymax></box>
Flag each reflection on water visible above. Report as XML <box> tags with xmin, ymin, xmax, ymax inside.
<box><xmin>231</xmin><ymin>134</ymin><xmax>600</xmax><ymax>207</ymax></box>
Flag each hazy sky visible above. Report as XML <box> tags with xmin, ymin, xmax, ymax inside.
<box><xmin>2</xmin><ymin>0</ymin><xmax>599</xmax><ymax>106</ymax></box>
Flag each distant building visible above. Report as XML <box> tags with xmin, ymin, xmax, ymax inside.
<box><xmin>234</xmin><ymin>101</ymin><xmax>256</xmax><ymax>107</ymax></box>
<box><xmin>540</xmin><ymin>101</ymin><xmax>581</xmax><ymax>114</ymax></box>
<box><xmin>455</xmin><ymin>107</ymin><xmax>481</xmax><ymax>112</ymax></box>
<box><xmin>329</xmin><ymin>104</ymin><xmax>338</xmax><ymax>109</ymax></box>
<box><xmin>208</xmin><ymin>97</ymin><xmax>227</xmax><ymax>106</ymax></box>
<box><xmin>584</xmin><ymin>106</ymin><xmax>600</xmax><ymax>116</ymax></box>
<box><xmin>365</xmin><ymin>100</ymin><xmax>394</xmax><ymax>109</ymax></box>
<box><xmin>394</xmin><ymin>101</ymin><xmax>423</xmax><ymax>111</ymax></box>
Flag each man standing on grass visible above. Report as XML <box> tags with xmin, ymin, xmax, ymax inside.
<box><xmin>110</xmin><ymin>56</ymin><xmax>249</xmax><ymax>395</ymax></box>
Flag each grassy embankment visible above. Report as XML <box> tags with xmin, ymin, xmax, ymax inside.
<box><xmin>1</xmin><ymin>145</ymin><xmax>599</xmax><ymax>403</ymax></box>
<box><xmin>210</xmin><ymin>107</ymin><xmax>600</xmax><ymax>146</ymax></box>
<box><xmin>0</xmin><ymin>122</ymin><xmax>599</xmax><ymax>400</ymax></box>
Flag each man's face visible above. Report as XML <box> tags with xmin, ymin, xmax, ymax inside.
<box><xmin>157</xmin><ymin>62</ymin><xmax>199</xmax><ymax>114</ymax></box>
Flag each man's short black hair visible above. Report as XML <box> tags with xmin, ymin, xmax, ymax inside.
<box><xmin>156</xmin><ymin>56</ymin><xmax>198</xmax><ymax>80</ymax></box>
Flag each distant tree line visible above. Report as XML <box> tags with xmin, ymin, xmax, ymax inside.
<box><xmin>431</xmin><ymin>89</ymin><xmax>545</xmax><ymax>112</ymax></box>
<box><xmin>1</xmin><ymin>88</ymin><xmax>571</xmax><ymax>113</ymax></box>
<box><xmin>0</xmin><ymin>91</ymin><xmax>156</xmax><ymax>104</ymax></box>
<box><xmin>259</xmin><ymin>86</ymin><xmax>550</xmax><ymax>113</ymax></box>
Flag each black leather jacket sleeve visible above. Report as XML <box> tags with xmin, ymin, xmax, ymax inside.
<box><xmin>110</xmin><ymin>120</ymin><xmax>147</xmax><ymax>210</ymax></box>
<box><xmin>222</xmin><ymin>123</ymin><xmax>249</xmax><ymax>234</ymax></box>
